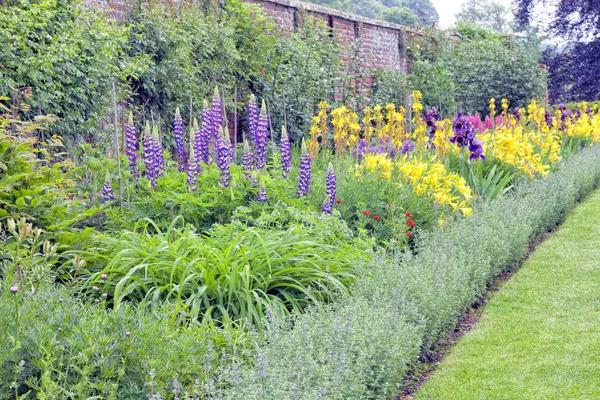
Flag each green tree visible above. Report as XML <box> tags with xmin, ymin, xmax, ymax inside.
<box><xmin>379</xmin><ymin>6</ymin><xmax>418</xmax><ymax>26</ymax></box>
<box><xmin>455</xmin><ymin>0</ymin><xmax>513</xmax><ymax>33</ymax></box>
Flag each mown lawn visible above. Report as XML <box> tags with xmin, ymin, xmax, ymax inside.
<box><xmin>416</xmin><ymin>189</ymin><xmax>600</xmax><ymax>400</ymax></box>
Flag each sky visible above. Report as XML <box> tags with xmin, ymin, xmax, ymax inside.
<box><xmin>431</xmin><ymin>0</ymin><xmax>515</xmax><ymax>28</ymax></box>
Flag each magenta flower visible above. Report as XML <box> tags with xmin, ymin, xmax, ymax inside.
<box><xmin>125</xmin><ymin>112</ymin><xmax>139</xmax><ymax>179</ymax></box>
<box><xmin>9</xmin><ymin>286</ymin><xmax>18</xmax><ymax>294</ymax></box>
<box><xmin>280</xmin><ymin>126</ymin><xmax>291</xmax><ymax>178</ymax></box>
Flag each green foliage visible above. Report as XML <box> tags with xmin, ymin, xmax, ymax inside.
<box><xmin>76</xmin><ymin>205</ymin><xmax>369</xmax><ymax>329</ymax></box>
<box><xmin>378</xmin><ymin>6</ymin><xmax>418</xmax><ymax>26</ymax></box>
<box><xmin>0</xmin><ymin>0</ymin><xmax>128</xmax><ymax>138</ymax></box>
<box><xmin>0</xmin><ymin>95</ymin><xmax>103</xmax><ymax>231</ymax></box>
<box><xmin>226</xmin><ymin>143</ymin><xmax>600</xmax><ymax>399</ymax></box>
<box><xmin>410</xmin><ymin>30</ymin><xmax>547</xmax><ymax>117</ymax></box>
<box><xmin>303</xmin><ymin>0</ymin><xmax>438</xmax><ymax>24</ymax></box>
<box><xmin>455</xmin><ymin>0</ymin><xmax>514</xmax><ymax>34</ymax></box>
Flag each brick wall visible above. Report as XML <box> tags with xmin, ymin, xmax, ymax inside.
<box><xmin>85</xmin><ymin>0</ymin><xmax>414</xmax><ymax>99</ymax></box>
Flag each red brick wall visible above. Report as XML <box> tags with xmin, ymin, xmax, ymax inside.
<box><xmin>84</xmin><ymin>0</ymin><xmax>411</xmax><ymax>98</ymax></box>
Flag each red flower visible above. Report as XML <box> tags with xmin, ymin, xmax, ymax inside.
<box><xmin>373</xmin><ymin>215</ymin><xmax>381</xmax><ymax>220</ymax></box>
<box><xmin>405</xmin><ymin>211</ymin><xmax>413</xmax><ymax>218</ymax></box>
<box><xmin>388</xmin><ymin>203</ymin><xmax>393</xmax><ymax>207</ymax></box>
<box><xmin>407</xmin><ymin>219</ymin><xmax>415</xmax><ymax>228</ymax></box>
<box><xmin>406</xmin><ymin>230</ymin><xmax>413</xmax><ymax>237</ymax></box>
<box><xmin>363</xmin><ymin>210</ymin><xmax>371</xmax><ymax>216</ymax></box>
<box><xmin>336</xmin><ymin>199</ymin><xmax>342</xmax><ymax>204</ymax></box>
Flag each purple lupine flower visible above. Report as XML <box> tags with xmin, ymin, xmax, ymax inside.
<box><xmin>152</xmin><ymin>125</ymin><xmax>165</xmax><ymax>178</ymax></box>
<box><xmin>212</xmin><ymin>86</ymin><xmax>223</xmax><ymax>142</ymax></box>
<box><xmin>280</xmin><ymin>125</ymin><xmax>291</xmax><ymax>178</ymax></box>
<box><xmin>216</xmin><ymin>127</ymin><xmax>230</xmax><ymax>187</ymax></box>
<box><xmin>257</xmin><ymin>178</ymin><xmax>268</xmax><ymax>202</ymax></box>
<box><xmin>242</xmin><ymin>139</ymin><xmax>254</xmax><ymax>180</ymax></box>
<box><xmin>450</xmin><ymin>111</ymin><xmax>475</xmax><ymax>147</ymax></box>
<box><xmin>400</xmin><ymin>139</ymin><xmax>415</xmax><ymax>155</ymax></box>
<box><xmin>469</xmin><ymin>139</ymin><xmax>485</xmax><ymax>161</ymax></box>
<box><xmin>101</xmin><ymin>173</ymin><xmax>115</xmax><ymax>201</ymax></box>
<box><xmin>199</xmin><ymin>100</ymin><xmax>212</xmax><ymax>164</ymax></box>
<box><xmin>321</xmin><ymin>163</ymin><xmax>336</xmax><ymax>214</ymax></box>
<box><xmin>297</xmin><ymin>139</ymin><xmax>311</xmax><ymax>197</ymax></box>
<box><xmin>125</xmin><ymin>112</ymin><xmax>139</xmax><ymax>179</ymax></box>
<box><xmin>248</xmin><ymin>94</ymin><xmax>259</xmax><ymax>145</ymax></box>
<box><xmin>255</xmin><ymin>100</ymin><xmax>269</xmax><ymax>170</ymax></box>
<box><xmin>545</xmin><ymin>110</ymin><xmax>553</xmax><ymax>128</ymax></box>
<box><xmin>187</xmin><ymin>128</ymin><xmax>200</xmax><ymax>192</ymax></box>
<box><xmin>255</xmin><ymin>100</ymin><xmax>269</xmax><ymax>167</ymax></box>
<box><xmin>142</xmin><ymin>122</ymin><xmax>157</xmax><ymax>188</ymax></box>
<box><xmin>173</xmin><ymin>107</ymin><xmax>186</xmax><ymax>171</ymax></box>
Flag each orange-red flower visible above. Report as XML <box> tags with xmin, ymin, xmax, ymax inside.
<box><xmin>373</xmin><ymin>215</ymin><xmax>381</xmax><ymax>220</ymax></box>
<box><xmin>407</xmin><ymin>219</ymin><xmax>415</xmax><ymax>228</ymax></box>
<box><xmin>363</xmin><ymin>210</ymin><xmax>371</xmax><ymax>216</ymax></box>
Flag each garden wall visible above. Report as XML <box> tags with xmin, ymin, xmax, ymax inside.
<box><xmin>84</xmin><ymin>0</ymin><xmax>414</xmax><ymax>96</ymax></box>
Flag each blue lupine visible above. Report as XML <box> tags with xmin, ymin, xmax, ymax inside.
<box><xmin>255</xmin><ymin>100</ymin><xmax>269</xmax><ymax>170</ymax></box>
<box><xmin>199</xmin><ymin>100</ymin><xmax>212</xmax><ymax>164</ymax></box>
<box><xmin>152</xmin><ymin>125</ymin><xmax>165</xmax><ymax>177</ymax></box>
<box><xmin>321</xmin><ymin>163</ymin><xmax>336</xmax><ymax>214</ymax></box>
<box><xmin>212</xmin><ymin>86</ymin><xmax>223</xmax><ymax>142</ymax></box>
<box><xmin>297</xmin><ymin>139</ymin><xmax>311</xmax><ymax>197</ymax></box>
<box><xmin>216</xmin><ymin>127</ymin><xmax>230</xmax><ymax>187</ymax></box>
<box><xmin>125</xmin><ymin>112</ymin><xmax>139</xmax><ymax>179</ymax></box>
<box><xmin>242</xmin><ymin>139</ymin><xmax>254</xmax><ymax>180</ymax></box>
<box><xmin>257</xmin><ymin>178</ymin><xmax>268</xmax><ymax>202</ymax></box>
<box><xmin>101</xmin><ymin>172</ymin><xmax>115</xmax><ymax>201</ymax></box>
<box><xmin>173</xmin><ymin>107</ymin><xmax>186</xmax><ymax>171</ymax></box>
<box><xmin>280</xmin><ymin>126</ymin><xmax>291</xmax><ymax>178</ymax></box>
<box><xmin>248</xmin><ymin>94</ymin><xmax>259</xmax><ymax>145</ymax></box>
<box><xmin>143</xmin><ymin>122</ymin><xmax>157</xmax><ymax>188</ymax></box>
<box><xmin>187</xmin><ymin>128</ymin><xmax>200</xmax><ymax>192</ymax></box>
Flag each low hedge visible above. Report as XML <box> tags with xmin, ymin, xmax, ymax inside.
<box><xmin>224</xmin><ymin>143</ymin><xmax>600</xmax><ymax>399</ymax></box>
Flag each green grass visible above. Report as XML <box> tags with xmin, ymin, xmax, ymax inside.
<box><xmin>416</xmin><ymin>189</ymin><xmax>600</xmax><ymax>400</ymax></box>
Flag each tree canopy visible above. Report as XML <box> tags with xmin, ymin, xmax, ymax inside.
<box><xmin>456</xmin><ymin>0</ymin><xmax>513</xmax><ymax>33</ymax></box>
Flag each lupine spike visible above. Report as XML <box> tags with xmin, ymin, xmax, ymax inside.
<box><xmin>152</xmin><ymin>125</ymin><xmax>165</xmax><ymax>177</ymax></box>
<box><xmin>101</xmin><ymin>171</ymin><xmax>115</xmax><ymax>202</ymax></box>
<box><xmin>255</xmin><ymin>100</ymin><xmax>269</xmax><ymax>170</ymax></box>
<box><xmin>242</xmin><ymin>139</ymin><xmax>254</xmax><ymax>180</ymax></box>
<box><xmin>212</xmin><ymin>86</ymin><xmax>223</xmax><ymax>142</ymax></box>
<box><xmin>143</xmin><ymin>121</ymin><xmax>157</xmax><ymax>188</ymax></box>
<box><xmin>200</xmin><ymin>100</ymin><xmax>212</xmax><ymax>164</ymax></box>
<box><xmin>125</xmin><ymin>112</ymin><xmax>140</xmax><ymax>179</ymax></box>
<box><xmin>322</xmin><ymin>162</ymin><xmax>336</xmax><ymax>214</ymax></box>
<box><xmin>187</xmin><ymin>127</ymin><xmax>200</xmax><ymax>192</ymax></box>
<box><xmin>193</xmin><ymin>118</ymin><xmax>201</xmax><ymax>163</ymax></box>
<box><xmin>173</xmin><ymin>107</ymin><xmax>186</xmax><ymax>171</ymax></box>
<box><xmin>257</xmin><ymin>176</ymin><xmax>268</xmax><ymax>202</ymax></box>
<box><xmin>297</xmin><ymin>139</ymin><xmax>311</xmax><ymax>198</ymax></box>
<box><xmin>224</xmin><ymin>126</ymin><xmax>233</xmax><ymax>163</ymax></box>
<box><xmin>280</xmin><ymin>125</ymin><xmax>291</xmax><ymax>178</ymax></box>
<box><xmin>216</xmin><ymin>127</ymin><xmax>231</xmax><ymax>187</ymax></box>
<box><xmin>248</xmin><ymin>94</ymin><xmax>259</xmax><ymax>145</ymax></box>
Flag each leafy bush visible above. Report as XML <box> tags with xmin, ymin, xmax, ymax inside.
<box><xmin>0</xmin><ymin>0</ymin><xmax>128</xmax><ymax>139</ymax></box>
<box><xmin>223</xmin><ymin>143</ymin><xmax>600</xmax><ymax>399</ymax></box>
<box><xmin>410</xmin><ymin>26</ymin><xmax>547</xmax><ymax>116</ymax></box>
<box><xmin>76</xmin><ymin>204</ymin><xmax>371</xmax><ymax>328</ymax></box>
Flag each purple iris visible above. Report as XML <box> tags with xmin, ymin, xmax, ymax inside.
<box><xmin>400</xmin><ymin>139</ymin><xmax>415</xmax><ymax>155</ymax></box>
<box><xmin>450</xmin><ymin>111</ymin><xmax>475</xmax><ymax>147</ymax></box>
<box><xmin>469</xmin><ymin>139</ymin><xmax>485</xmax><ymax>161</ymax></box>
<box><xmin>545</xmin><ymin>110</ymin><xmax>553</xmax><ymax>128</ymax></box>
<box><xmin>423</xmin><ymin>107</ymin><xmax>440</xmax><ymax>147</ymax></box>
